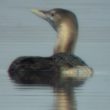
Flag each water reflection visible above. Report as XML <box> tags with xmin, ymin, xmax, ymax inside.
<box><xmin>54</xmin><ymin>88</ymin><xmax>77</xmax><ymax>110</ymax></box>
<box><xmin>53</xmin><ymin>78</ymin><xmax>86</xmax><ymax>110</ymax></box>
<box><xmin>14</xmin><ymin>85</ymin><xmax>77</xmax><ymax>110</ymax></box>
<box><xmin>2</xmin><ymin>72</ymin><xmax>110</xmax><ymax>110</ymax></box>
<box><xmin>14</xmin><ymin>78</ymin><xmax>85</xmax><ymax>110</ymax></box>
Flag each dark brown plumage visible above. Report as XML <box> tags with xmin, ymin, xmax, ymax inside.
<box><xmin>8</xmin><ymin>53</ymin><xmax>88</xmax><ymax>87</ymax></box>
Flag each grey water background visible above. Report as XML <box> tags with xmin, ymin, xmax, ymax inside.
<box><xmin>0</xmin><ymin>0</ymin><xmax>110</xmax><ymax>110</ymax></box>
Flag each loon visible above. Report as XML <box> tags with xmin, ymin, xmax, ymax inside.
<box><xmin>8</xmin><ymin>8</ymin><xmax>93</xmax><ymax>87</ymax></box>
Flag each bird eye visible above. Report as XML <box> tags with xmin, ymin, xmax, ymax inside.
<box><xmin>51</xmin><ymin>13</ymin><xmax>55</xmax><ymax>17</ymax></box>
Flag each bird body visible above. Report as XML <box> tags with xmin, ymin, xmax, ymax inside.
<box><xmin>8</xmin><ymin>8</ymin><xmax>93</xmax><ymax>110</ymax></box>
<box><xmin>8</xmin><ymin>53</ymin><xmax>92</xmax><ymax>87</ymax></box>
<box><xmin>8</xmin><ymin>8</ymin><xmax>93</xmax><ymax>87</ymax></box>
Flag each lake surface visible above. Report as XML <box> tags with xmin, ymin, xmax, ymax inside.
<box><xmin>0</xmin><ymin>71</ymin><xmax>110</xmax><ymax>110</ymax></box>
<box><xmin>0</xmin><ymin>0</ymin><xmax>110</xmax><ymax>110</ymax></box>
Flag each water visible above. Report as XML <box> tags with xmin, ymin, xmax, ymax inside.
<box><xmin>0</xmin><ymin>71</ymin><xmax>110</xmax><ymax>110</ymax></box>
<box><xmin>0</xmin><ymin>0</ymin><xmax>110</xmax><ymax>110</ymax></box>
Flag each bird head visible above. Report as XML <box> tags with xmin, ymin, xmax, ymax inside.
<box><xmin>32</xmin><ymin>8</ymin><xmax>78</xmax><ymax>31</ymax></box>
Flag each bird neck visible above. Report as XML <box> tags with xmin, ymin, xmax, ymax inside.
<box><xmin>54</xmin><ymin>21</ymin><xmax>78</xmax><ymax>54</ymax></box>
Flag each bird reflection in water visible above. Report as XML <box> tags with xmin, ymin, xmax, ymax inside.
<box><xmin>8</xmin><ymin>8</ymin><xmax>93</xmax><ymax>110</ymax></box>
<box><xmin>54</xmin><ymin>88</ymin><xmax>76</xmax><ymax>110</ymax></box>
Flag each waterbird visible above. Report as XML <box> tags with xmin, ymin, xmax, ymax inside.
<box><xmin>8</xmin><ymin>8</ymin><xmax>93</xmax><ymax>87</ymax></box>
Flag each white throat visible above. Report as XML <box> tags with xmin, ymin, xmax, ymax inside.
<box><xmin>54</xmin><ymin>22</ymin><xmax>78</xmax><ymax>54</ymax></box>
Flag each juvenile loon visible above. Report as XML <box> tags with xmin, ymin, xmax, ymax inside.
<box><xmin>8</xmin><ymin>8</ymin><xmax>93</xmax><ymax>87</ymax></box>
